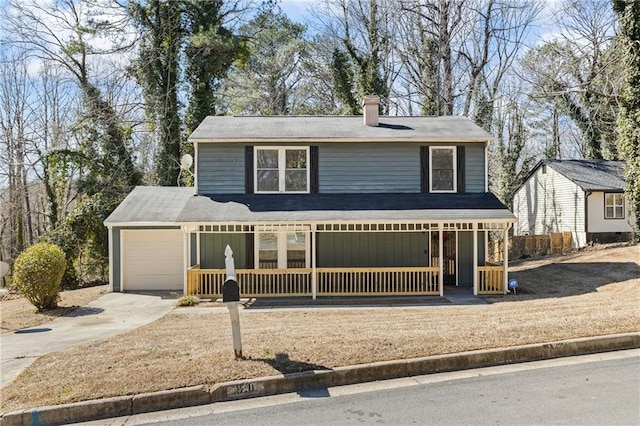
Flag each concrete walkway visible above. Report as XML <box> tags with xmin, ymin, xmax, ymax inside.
<box><xmin>0</xmin><ymin>292</ymin><xmax>176</xmax><ymax>387</ymax></box>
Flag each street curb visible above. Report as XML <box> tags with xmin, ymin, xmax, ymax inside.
<box><xmin>2</xmin><ymin>332</ymin><xmax>638</xmax><ymax>425</ymax></box>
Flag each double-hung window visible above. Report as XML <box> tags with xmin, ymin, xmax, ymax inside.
<box><xmin>256</xmin><ymin>227</ymin><xmax>310</xmax><ymax>269</ymax></box>
<box><xmin>605</xmin><ymin>193</ymin><xmax>624</xmax><ymax>219</ymax></box>
<box><xmin>255</xmin><ymin>147</ymin><xmax>309</xmax><ymax>193</ymax></box>
<box><xmin>429</xmin><ymin>146</ymin><xmax>457</xmax><ymax>193</ymax></box>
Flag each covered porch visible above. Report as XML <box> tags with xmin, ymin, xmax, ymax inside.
<box><xmin>184</xmin><ymin>221</ymin><xmax>511</xmax><ymax>299</ymax></box>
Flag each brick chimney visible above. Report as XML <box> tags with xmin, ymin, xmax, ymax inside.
<box><xmin>363</xmin><ymin>95</ymin><xmax>380</xmax><ymax>127</ymax></box>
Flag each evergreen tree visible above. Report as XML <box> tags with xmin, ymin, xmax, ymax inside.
<box><xmin>129</xmin><ymin>0</ymin><xmax>182</xmax><ymax>186</ymax></box>
<box><xmin>612</xmin><ymin>0</ymin><xmax>640</xmax><ymax>239</ymax></box>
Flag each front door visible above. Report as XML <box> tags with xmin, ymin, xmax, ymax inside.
<box><xmin>457</xmin><ymin>231</ymin><xmax>473</xmax><ymax>287</ymax></box>
<box><xmin>443</xmin><ymin>231</ymin><xmax>456</xmax><ymax>285</ymax></box>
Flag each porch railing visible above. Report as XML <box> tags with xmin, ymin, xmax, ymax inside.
<box><xmin>187</xmin><ymin>265</ymin><xmax>440</xmax><ymax>298</ymax></box>
<box><xmin>477</xmin><ymin>265</ymin><xmax>505</xmax><ymax>294</ymax></box>
<box><xmin>316</xmin><ymin>267</ymin><xmax>440</xmax><ymax>296</ymax></box>
<box><xmin>187</xmin><ymin>265</ymin><xmax>312</xmax><ymax>297</ymax></box>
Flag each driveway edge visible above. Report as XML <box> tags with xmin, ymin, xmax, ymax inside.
<box><xmin>2</xmin><ymin>332</ymin><xmax>638</xmax><ymax>426</ymax></box>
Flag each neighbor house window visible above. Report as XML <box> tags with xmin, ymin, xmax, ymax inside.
<box><xmin>605</xmin><ymin>193</ymin><xmax>624</xmax><ymax>219</ymax></box>
<box><xmin>255</xmin><ymin>147</ymin><xmax>309</xmax><ymax>193</ymax></box>
<box><xmin>429</xmin><ymin>146</ymin><xmax>457</xmax><ymax>192</ymax></box>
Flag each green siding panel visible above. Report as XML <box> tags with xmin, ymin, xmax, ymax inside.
<box><xmin>317</xmin><ymin>232</ymin><xmax>428</xmax><ymax>267</ymax></box>
<box><xmin>200</xmin><ymin>233</ymin><xmax>248</xmax><ymax>269</ymax></box>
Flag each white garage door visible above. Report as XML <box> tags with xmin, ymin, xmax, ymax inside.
<box><xmin>122</xmin><ymin>230</ymin><xmax>184</xmax><ymax>291</ymax></box>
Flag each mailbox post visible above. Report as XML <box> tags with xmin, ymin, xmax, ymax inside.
<box><xmin>223</xmin><ymin>245</ymin><xmax>243</xmax><ymax>359</ymax></box>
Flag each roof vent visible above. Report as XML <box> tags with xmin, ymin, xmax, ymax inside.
<box><xmin>363</xmin><ymin>95</ymin><xmax>380</xmax><ymax>127</ymax></box>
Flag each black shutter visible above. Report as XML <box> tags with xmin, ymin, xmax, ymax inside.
<box><xmin>245</xmin><ymin>146</ymin><xmax>254</xmax><ymax>194</ymax></box>
<box><xmin>420</xmin><ymin>146</ymin><xmax>429</xmax><ymax>193</ymax></box>
<box><xmin>457</xmin><ymin>146</ymin><xmax>465</xmax><ymax>193</ymax></box>
<box><xmin>310</xmin><ymin>146</ymin><xmax>319</xmax><ymax>193</ymax></box>
<box><xmin>245</xmin><ymin>232</ymin><xmax>254</xmax><ymax>269</ymax></box>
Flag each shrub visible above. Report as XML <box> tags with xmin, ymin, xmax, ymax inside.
<box><xmin>13</xmin><ymin>242</ymin><xmax>67</xmax><ymax>311</ymax></box>
<box><xmin>177</xmin><ymin>295</ymin><xmax>200</xmax><ymax>307</ymax></box>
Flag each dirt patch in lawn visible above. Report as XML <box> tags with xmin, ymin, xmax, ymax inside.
<box><xmin>0</xmin><ymin>285</ymin><xmax>109</xmax><ymax>333</ymax></box>
<box><xmin>1</xmin><ymin>245</ymin><xmax>639</xmax><ymax>413</ymax></box>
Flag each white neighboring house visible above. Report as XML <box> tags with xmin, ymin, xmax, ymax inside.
<box><xmin>513</xmin><ymin>160</ymin><xmax>634</xmax><ymax>248</ymax></box>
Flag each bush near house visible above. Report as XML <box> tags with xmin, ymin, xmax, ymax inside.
<box><xmin>13</xmin><ymin>242</ymin><xmax>66</xmax><ymax>312</ymax></box>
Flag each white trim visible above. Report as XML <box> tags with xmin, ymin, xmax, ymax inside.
<box><xmin>255</xmin><ymin>225</ymin><xmax>311</xmax><ymax>269</ymax></box>
<box><xmin>311</xmin><ymin>224</ymin><xmax>317</xmax><ymax>300</ymax></box>
<box><xmin>604</xmin><ymin>192</ymin><xmax>625</xmax><ymax>219</ymax></box>
<box><xmin>438</xmin><ymin>225</ymin><xmax>444</xmax><ymax>297</ymax></box>
<box><xmin>455</xmin><ymin>230</ymin><xmax>459</xmax><ymax>287</ymax></box>
<box><xmin>196</xmin><ymin>231</ymin><xmax>201</xmax><ymax>264</ymax></box>
<box><xmin>473</xmin><ymin>223</ymin><xmax>478</xmax><ymax>296</ymax></box>
<box><xmin>183</xmin><ymin>230</ymin><xmax>189</xmax><ymax>294</ymax></box>
<box><xmin>254</xmin><ymin>146</ymin><xmax>310</xmax><ymax>194</ymax></box>
<box><xmin>429</xmin><ymin>146</ymin><xmax>457</xmax><ymax>193</ymax></box>
<box><xmin>503</xmin><ymin>225</ymin><xmax>510</xmax><ymax>294</ymax></box>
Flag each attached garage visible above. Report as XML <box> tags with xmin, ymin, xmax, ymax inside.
<box><xmin>121</xmin><ymin>229</ymin><xmax>184</xmax><ymax>291</ymax></box>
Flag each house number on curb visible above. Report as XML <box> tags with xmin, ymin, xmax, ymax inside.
<box><xmin>228</xmin><ymin>382</ymin><xmax>264</xmax><ymax>396</ymax></box>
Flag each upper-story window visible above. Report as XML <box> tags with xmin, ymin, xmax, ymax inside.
<box><xmin>255</xmin><ymin>147</ymin><xmax>309</xmax><ymax>193</ymax></box>
<box><xmin>605</xmin><ymin>193</ymin><xmax>624</xmax><ymax>219</ymax></box>
<box><xmin>429</xmin><ymin>146</ymin><xmax>457</xmax><ymax>193</ymax></box>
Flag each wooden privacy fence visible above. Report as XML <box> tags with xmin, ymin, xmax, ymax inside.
<box><xmin>491</xmin><ymin>232</ymin><xmax>572</xmax><ymax>262</ymax></box>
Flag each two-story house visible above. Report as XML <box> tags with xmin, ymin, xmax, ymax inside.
<box><xmin>104</xmin><ymin>96</ymin><xmax>516</xmax><ymax>298</ymax></box>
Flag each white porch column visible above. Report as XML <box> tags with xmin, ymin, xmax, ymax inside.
<box><xmin>439</xmin><ymin>224</ymin><xmax>444</xmax><ymax>297</ymax></box>
<box><xmin>503</xmin><ymin>225</ymin><xmax>509</xmax><ymax>294</ymax></box>
<box><xmin>196</xmin><ymin>231</ymin><xmax>201</xmax><ymax>265</ymax></box>
<box><xmin>473</xmin><ymin>223</ymin><xmax>478</xmax><ymax>296</ymax></box>
<box><xmin>311</xmin><ymin>224</ymin><xmax>317</xmax><ymax>300</ymax></box>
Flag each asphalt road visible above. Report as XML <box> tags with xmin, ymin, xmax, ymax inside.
<box><xmin>97</xmin><ymin>350</ymin><xmax>640</xmax><ymax>426</ymax></box>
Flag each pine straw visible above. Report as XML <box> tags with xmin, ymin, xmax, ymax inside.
<box><xmin>1</xmin><ymin>246</ymin><xmax>639</xmax><ymax>413</ymax></box>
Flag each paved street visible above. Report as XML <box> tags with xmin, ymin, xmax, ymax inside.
<box><xmin>98</xmin><ymin>349</ymin><xmax>640</xmax><ymax>426</ymax></box>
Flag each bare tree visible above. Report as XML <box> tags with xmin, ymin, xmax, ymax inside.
<box><xmin>520</xmin><ymin>0</ymin><xmax>620</xmax><ymax>160</ymax></box>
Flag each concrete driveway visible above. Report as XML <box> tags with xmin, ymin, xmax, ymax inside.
<box><xmin>0</xmin><ymin>292</ymin><xmax>176</xmax><ymax>387</ymax></box>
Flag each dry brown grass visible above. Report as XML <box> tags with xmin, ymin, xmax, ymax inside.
<box><xmin>1</xmin><ymin>245</ymin><xmax>639</xmax><ymax>413</ymax></box>
<box><xmin>0</xmin><ymin>285</ymin><xmax>109</xmax><ymax>333</ymax></box>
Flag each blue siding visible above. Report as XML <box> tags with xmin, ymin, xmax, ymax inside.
<box><xmin>319</xmin><ymin>143</ymin><xmax>420</xmax><ymax>193</ymax></box>
<box><xmin>195</xmin><ymin>142</ymin><xmax>486</xmax><ymax>194</ymax></box>
<box><xmin>463</xmin><ymin>143</ymin><xmax>485</xmax><ymax>193</ymax></box>
<box><xmin>197</xmin><ymin>144</ymin><xmax>245</xmax><ymax>194</ymax></box>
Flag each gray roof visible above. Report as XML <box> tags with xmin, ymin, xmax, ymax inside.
<box><xmin>104</xmin><ymin>187</ymin><xmax>515</xmax><ymax>225</ymax></box>
<box><xmin>104</xmin><ymin>186</ymin><xmax>195</xmax><ymax>225</ymax></box>
<box><xmin>188</xmin><ymin>116</ymin><xmax>492</xmax><ymax>143</ymax></box>
<box><xmin>546</xmin><ymin>160</ymin><xmax>626</xmax><ymax>191</ymax></box>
